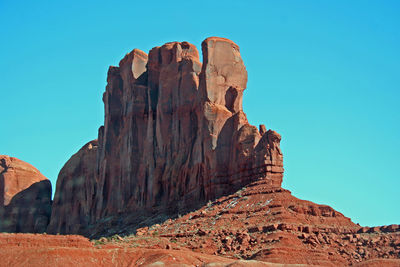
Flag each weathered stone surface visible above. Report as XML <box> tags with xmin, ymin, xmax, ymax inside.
<box><xmin>49</xmin><ymin>37</ymin><xmax>284</xmax><ymax>235</ymax></box>
<box><xmin>47</xmin><ymin>140</ymin><xmax>98</xmax><ymax>234</ymax></box>
<box><xmin>200</xmin><ymin>37</ymin><xmax>247</xmax><ymax>113</ymax></box>
<box><xmin>0</xmin><ymin>155</ymin><xmax>51</xmax><ymax>233</ymax></box>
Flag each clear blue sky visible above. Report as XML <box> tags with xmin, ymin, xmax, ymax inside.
<box><xmin>1</xmin><ymin>0</ymin><xmax>399</xmax><ymax>227</ymax></box>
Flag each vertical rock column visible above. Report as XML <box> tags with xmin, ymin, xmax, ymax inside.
<box><xmin>95</xmin><ymin>49</ymin><xmax>149</xmax><ymax>219</ymax></box>
<box><xmin>149</xmin><ymin>42</ymin><xmax>204</xmax><ymax>209</ymax></box>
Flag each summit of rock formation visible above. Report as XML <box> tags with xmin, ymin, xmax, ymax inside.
<box><xmin>48</xmin><ymin>37</ymin><xmax>284</xmax><ymax>236</ymax></box>
<box><xmin>0</xmin><ymin>155</ymin><xmax>52</xmax><ymax>233</ymax></box>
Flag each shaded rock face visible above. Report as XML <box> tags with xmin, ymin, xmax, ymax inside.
<box><xmin>47</xmin><ymin>141</ymin><xmax>98</xmax><ymax>234</ymax></box>
<box><xmin>49</xmin><ymin>37</ymin><xmax>284</xmax><ymax>235</ymax></box>
<box><xmin>0</xmin><ymin>155</ymin><xmax>52</xmax><ymax>233</ymax></box>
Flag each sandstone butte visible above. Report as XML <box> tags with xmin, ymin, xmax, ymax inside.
<box><xmin>47</xmin><ymin>37</ymin><xmax>284</xmax><ymax>236</ymax></box>
<box><xmin>1</xmin><ymin>37</ymin><xmax>399</xmax><ymax>267</ymax></box>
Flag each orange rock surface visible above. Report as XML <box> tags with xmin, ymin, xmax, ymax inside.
<box><xmin>0</xmin><ymin>155</ymin><xmax>51</xmax><ymax>233</ymax></box>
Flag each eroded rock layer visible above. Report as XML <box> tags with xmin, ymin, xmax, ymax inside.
<box><xmin>0</xmin><ymin>155</ymin><xmax>52</xmax><ymax>233</ymax></box>
<box><xmin>49</xmin><ymin>37</ymin><xmax>284</xmax><ymax>235</ymax></box>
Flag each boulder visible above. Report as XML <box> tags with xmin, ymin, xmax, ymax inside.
<box><xmin>0</xmin><ymin>155</ymin><xmax>51</xmax><ymax>233</ymax></box>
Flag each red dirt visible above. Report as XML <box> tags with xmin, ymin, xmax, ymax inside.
<box><xmin>0</xmin><ymin>233</ymin><xmax>297</xmax><ymax>267</ymax></box>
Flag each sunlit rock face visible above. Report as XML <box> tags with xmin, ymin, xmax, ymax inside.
<box><xmin>0</xmin><ymin>155</ymin><xmax>52</xmax><ymax>233</ymax></box>
<box><xmin>48</xmin><ymin>37</ymin><xmax>283</xmax><ymax>235</ymax></box>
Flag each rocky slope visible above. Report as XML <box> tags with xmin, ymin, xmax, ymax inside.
<box><xmin>131</xmin><ymin>178</ymin><xmax>400</xmax><ymax>266</ymax></box>
<box><xmin>1</xmin><ymin>231</ymin><xmax>399</xmax><ymax>267</ymax></box>
<box><xmin>0</xmin><ymin>155</ymin><xmax>52</xmax><ymax>233</ymax></box>
<box><xmin>0</xmin><ymin>233</ymin><xmax>307</xmax><ymax>267</ymax></box>
<box><xmin>48</xmin><ymin>37</ymin><xmax>284</xmax><ymax>235</ymax></box>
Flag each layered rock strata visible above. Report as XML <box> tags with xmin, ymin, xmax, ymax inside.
<box><xmin>48</xmin><ymin>37</ymin><xmax>284</xmax><ymax>235</ymax></box>
<box><xmin>0</xmin><ymin>155</ymin><xmax>52</xmax><ymax>233</ymax></box>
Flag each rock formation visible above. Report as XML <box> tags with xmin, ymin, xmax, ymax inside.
<box><xmin>48</xmin><ymin>37</ymin><xmax>284</xmax><ymax>235</ymax></box>
<box><xmin>2</xmin><ymin>37</ymin><xmax>399</xmax><ymax>266</ymax></box>
<box><xmin>47</xmin><ymin>141</ymin><xmax>98</xmax><ymax>234</ymax></box>
<box><xmin>0</xmin><ymin>155</ymin><xmax>52</xmax><ymax>233</ymax></box>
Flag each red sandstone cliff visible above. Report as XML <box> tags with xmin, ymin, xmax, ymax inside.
<box><xmin>48</xmin><ymin>37</ymin><xmax>284</xmax><ymax>235</ymax></box>
<box><xmin>0</xmin><ymin>155</ymin><xmax>52</xmax><ymax>233</ymax></box>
